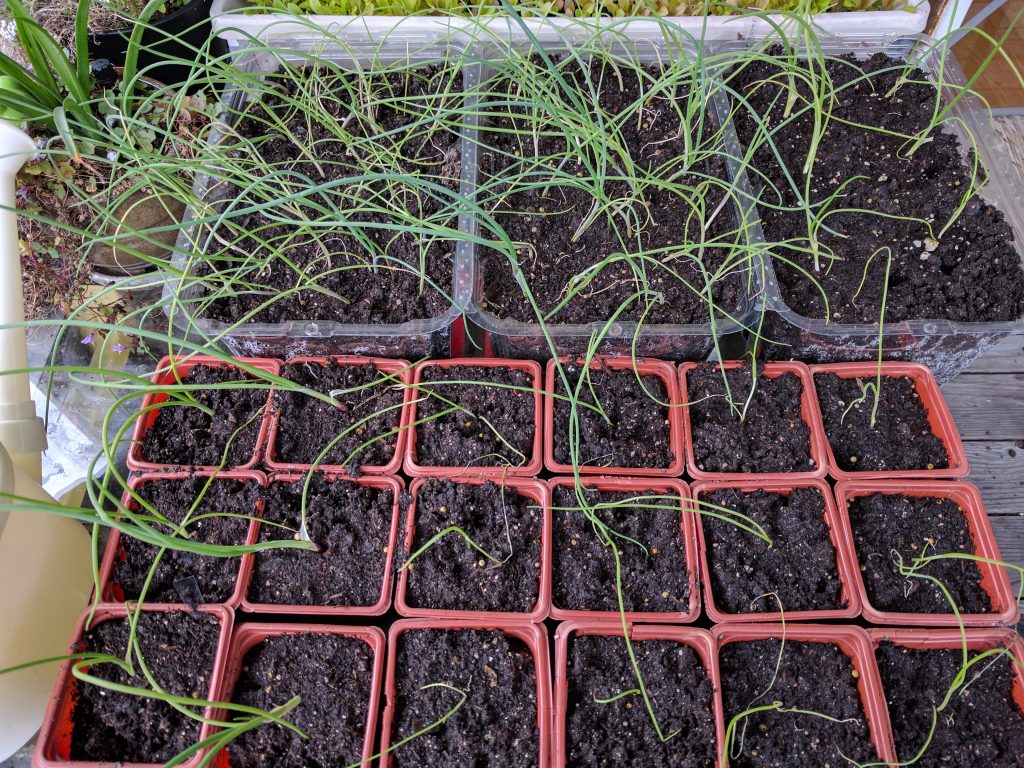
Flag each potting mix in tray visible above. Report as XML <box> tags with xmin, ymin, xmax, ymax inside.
<box><xmin>24</xmin><ymin>18</ymin><xmax>1024</xmax><ymax>768</ymax></box>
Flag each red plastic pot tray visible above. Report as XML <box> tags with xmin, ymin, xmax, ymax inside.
<box><xmin>237</xmin><ymin>473</ymin><xmax>403</xmax><ymax>617</ymax></box>
<box><xmin>403</xmin><ymin>358</ymin><xmax>544</xmax><ymax>479</ymax></box>
<box><xmin>553</xmin><ymin>620</ymin><xmax>725</xmax><ymax>768</ymax></box>
<box><xmin>691</xmin><ymin>478</ymin><xmax>862</xmax><ymax>623</ymax></box>
<box><xmin>394</xmin><ymin>476</ymin><xmax>551</xmax><ymax>622</ymax></box>
<box><xmin>836</xmin><ymin>479</ymin><xmax>1020</xmax><ymax>627</ymax></box>
<box><xmin>543</xmin><ymin>356</ymin><xmax>686</xmax><ymax>477</ymax></box>
<box><xmin>866</xmin><ymin>626</ymin><xmax>1024</xmax><ymax>765</ymax></box>
<box><xmin>209</xmin><ymin>623</ymin><xmax>385</xmax><ymax>768</ymax></box>
<box><xmin>34</xmin><ymin>604</ymin><xmax>234</xmax><ymax>768</ymax></box>
<box><xmin>263</xmin><ymin>355</ymin><xmax>414</xmax><ymax>476</ymax></box>
<box><xmin>379</xmin><ymin>618</ymin><xmax>552</xmax><ymax>768</ymax></box>
<box><xmin>547</xmin><ymin>476</ymin><xmax>700</xmax><ymax>624</ymax></box>
<box><xmin>712</xmin><ymin>623</ymin><xmax>898</xmax><ymax>768</ymax></box>
<box><xmin>97</xmin><ymin>470</ymin><xmax>266</xmax><ymax>610</ymax></box>
<box><xmin>679</xmin><ymin>360</ymin><xmax>829</xmax><ymax>481</ymax></box>
<box><xmin>808</xmin><ymin>362</ymin><xmax>969</xmax><ymax>480</ymax></box>
<box><xmin>127</xmin><ymin>355</ymin><xmax>279</xmax><ymax>473</ymax></box>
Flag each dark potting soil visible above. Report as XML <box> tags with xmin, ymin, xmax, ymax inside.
<box><xmin>566</xmin><ymin>635</ymin><xmax>716</xmax><ymax>767</ymax></box>
<box><xmin>140</xmin><ymin>364</ymin><xmax>268</xmax><ymax>466</ymax></box>
<box><xmin>403</xmin><ymin>478</ymin><xmax>541</xmax><ymax>613</ymax></box>
<box><xmin>272</xmin><ymin>359</ymin><xmax>404</xmax><ymax>470</ymax></box>
<box><xmin>876</xmin><ymin>642</ymin><xmax>1024</xmax><ymax>767</ymax></box>
<box><xmin>552</xmin><ymin>362</ymin><xmax>675</xmax><ymax>470</ymax></box>
<box><xmin>248</xmin><ymin>475</ymin><xmax>393</xmax><ymax>607</ymax></box>
<box><xmin>719</xmin><ymin>639</ymin><xmax>877</xmax><ymax>767</ymax></box>
<box><xmin>686</xmin><ymin>364</ymin><xmax>815</xmax><ymax>474</ymax></box>
<box><xmin>228</xmin><ymin>633</ymin><xmax>376</xmax><ymax>768</ymax></box>
<box><xmin>701</xmin><ymin>486</ymin><xmax>843</xmax><ymax>614</ymax></box>
<box><xmin>730</xmin><ymin>51</ymin><xmax>1024</xmax><ymax>324</ymax></box>
<box><xmin>552</xmin><ymin>484</ymin><xmax>690</xmax><ymax>614</ymax></box>
<box><xmin>69</xmin><ymin>611</ymin><xmax>220</xmax><ymax>763</ymax></box>
<box><xmin>414</xmin><ymin>364</ymin><xmax>536</xmax><ymax>469</ymax></box>
<box><xmin>815</xmin><ymin>373</ymin><xmax>948</xmax><ymax>472</ymax></box>
<box><xmin>202</xmin><ymin>65</ymin><xmax>461</xmax><ymax>325</ymax></box>
<box><xmin>390</xmin><ymin>629</ymin><xmax>539</xmax><ymax>767</ymax></box>
<box><xmin>848</xmin><ymin>492</ymin><xmax>991</xmax><ymax>614</ymax></box>
<box><xmin>478</xmin><ymin>57</ymin><xmax>744</xmax><ymax>325</ymax></box>
<box><xmin>111</xmin><ymin>476</ymin><xmax>256</xmax><ymax>604</ymax></box>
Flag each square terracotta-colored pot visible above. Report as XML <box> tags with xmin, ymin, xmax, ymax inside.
<box><xmin>544</xmin><ymin>356</ymin><xmax>686</xmax><ymax>477</ymax></box>
<box><xmin>713</xmin><ymin>623</ymin><xmax>898</xmax><ymax>768</ymax></box>
<box><xmin>237</xmin><ymin>473</ymin><xmax>403</xmax><ymax>617</ymax></box>
<box><xmin>836</xmin><ymin>479</ymin><xmax>1020</xmax><ymax>627</ymax></box>
<box><xmin>691</xmin><ymin>478</ymin><xmax>862</xmax><ymax>623</ymax></box>
<box><xmin>809</xmin><ymin>362</ymin><xmax>969</xmax><ymax>480</ymax></box>
<box><xmin>547</xmin><ymin>477</ymin><xmax>700</xmax><ymax>623</ymax></box>
<box><xmin>97</xmin><ymin>470</ymin><xmax>266</xmax><ymax>610</ymax></box>
<box><xmin>34</xmin><ymin>604</ymin><xmax>234</xmax><ymax>768</ymax></box>
<box><xmin>127</xmin><ymin>355</ymin><xmax>279</xmax><ymax>472</ymax></box>
<box><xmin>680</xmin><ymin>361</ymin><xmax>829</xmax><ymax>481</ymax></box>
<box><xmin>394</xmin><ymin>476</ymin><xmax>551</xmax><ymax>622</ymax></box>
<box><xmin>404</xmin><ymin>358</ymin><xmax>544</xmax><ymax>479</ymax></box>
<box><xmin>264</xmin><ymin>356</ymin><xmax>414</xmax><ymax>476</ymax></box>
<box><xmin>379</xmin><ymin>618</ymin><xmax>552</xmax><ymax>768</ymax></box>
<box><xmin>553</xmin><ymin>620</ymin><xmax>724</xmax><ymax>768</ymax></box>
<box><xmin>209</xmin><ymin>623</ymin><xmax>385</xmax><ymax>768</ymax></box>
<box><xmin>867</xmin><ymin>626</ymin><xmax>1024</xmax><ymax>765</ymax></box>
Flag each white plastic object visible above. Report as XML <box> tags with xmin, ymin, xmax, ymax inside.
<box><xmin>209</xmin><ymin>0</ymin><xmax>929</xmax><ymax>47</ymax></box>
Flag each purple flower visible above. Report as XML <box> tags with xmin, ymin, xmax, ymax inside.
<box><xmin>81</xmin><ymin>333</ymin><xmax>94</xmax><ymax>345</ymax></box>
<box><xmin>112</xmin><ymin>343</ymin><xmax>125</xmax><ymax>353</ymax></box>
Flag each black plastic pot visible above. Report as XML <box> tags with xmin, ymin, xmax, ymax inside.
<box><xmin>87</xmin><ymin>0</ymin><xmax>223</xmax><ymax>91</ymax></box>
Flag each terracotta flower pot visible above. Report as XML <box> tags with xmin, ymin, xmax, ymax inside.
<box><xmin>547</xmin><ymin>476</ymin><xmax>700</xmax><ymax>624</ymax></box>
<box><xmin>403</xmin><ymin>358</ymin><xmax>544</xmax><ymax>479</ymax></box>
<box><xmin>236</xmin><ymin>473</ymin><xmax>402</xmax><ymax>617</ymax></box>
<box><xmin>544</xmin><ymin>356</ymin><xmax>686</xmax><ymax>477</ymax></box>
<box><xmin>679</xmin><ymin>360</ymin><xmax>829</xmax><ymax>481</ymax></box>
<box><xmin>34</xmin><ymin>604</ymin><xmax>233</xmax><ymax>768</ymax></box>
<box><xmin>97</xmin><ymin>469</ymin><xmax>265</xmax><ymax>610</ymax></box>
<box><xmin>553</xmin><ymin>619</ymin><xmax>725</xmax><ymax>768</ymax></box>
<box><xmin>379</xmin><ymin>618</ymin><xmax>552</xmax><ymax>768</ymax></box>
<box><xmin>209</xmin><ymin>622</ymin><xmax>385</xmax><ymax>768</ymax></box>
<box><xmin>808</xmin><ymin>362</ymin><xmax>969</xmax><ymax>480</ymax></box>
<box><xmin>264</xmin><ymin>356</ymin><xmax>413</xmax><ymax>476</ymax></box>
<box><xmin>691</xmin><ymin>478</ymin><xmax>862</xmax><ymax>623</ymax></box>
<box><xmin>713</xmin><ymin>623</ymin><xmax>898</xmax><ymax>768</ymax></box>
<box><xmin>127</xmin><ymin>355</ymin><xmax>278</xmax><ymax>473</ymax></box>
<box><xmin>394</xmin><ymin>476</ymin><xmax>551</xmax><ymax>622</ymax></box>
<box><xmin>836</xmin><ymin>479</ymin><xmax>1020</xmax><ymax>627</ymax></box>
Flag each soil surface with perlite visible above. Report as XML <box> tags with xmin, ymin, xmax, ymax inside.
<box><xmin>248</xmin><ymin>475</ymin><xmax>393</xmax><ymax>607</ymax></box>
<box><xmin>720</xmin><ymin>639</ymin><xmax>878</xmax><ymax>767</ymax></box>
<box><xmin>202</xmin><ymin>65</ymin><xmax>461</xmax><ymax>325</ymax></box>
<box><xmin>140</xmin><ymin>364</ymin><xmax>268</xmax><ymax>466</ymax></box>
<box><xmin>70</xmin><ymin>611</ymin><xmax>220</xmax><ymax>763</ymax></box>
<box><xmin>414</xmin><ymin>364</ymin><xmax>535</xmax><ymax>469</ymax></box>
<box><xmin>552</xmin><ymin>363</ymin><xmax>675</xmax><ymax>470</ymax></box>
<box><xmin>228</xmin><ymin>632</ymin><xmax>376</xmax><ymax>768</ymax></box>
<box><xmin>403</xmin><ymin>479</ymin><xmax>541</xmax><ymax>613</ymax></box>
<box><xmin>273</xmin><ymin>359</ymin><xmax>404</xmax><ymax>470</ymax></box>
<box><xmin>701</xmin><ymin>486</ymin><xmax>843</xmax><ymax>614</ymax></box>
<box><xmin>730</xmin><ymin>51</ymin><xmax>1024</xmax><ymax>324</ymax></box>
<box><xmin>112</xmin><ymin>476</ymin><xmax>256</xmax><ymax>604</ymax></box>
<box><xmin>478</xmin><ymin>56</ymin><xmax>744</xmax><ymax>326</ymax></box>
<box><xmin>552</xmin><ymin>484</ymin><xmax>690</xmax><ymax>614</ymax></box>
<box><xmin>815</xmin><ymin>373</ymin><xmax>949</xmax><ymax>472</ymax></box>
<box><xmin>390</xmin><ymin>629</ymin><xmax>539</xmax><ymax>767</ymax></box>
<box><xmin>687</xmin><ymin>365</ymin><xmax>814</xmax><ymax>473</ymax></box>
<box><xmin>849</xmin><ymin>492</ymin><xmax>991</xmax><ymax>614</ymax></box>
<box><xmin>566</xmin><ymin>635</ymin><xmax>716</xmax><ymax>767</ymax></box>
<box><xmin>876</xmin><ymin>642</ymin><xmax>1024</xmax><ymax>767</ymax></box>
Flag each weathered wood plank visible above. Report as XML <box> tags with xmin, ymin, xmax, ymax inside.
<box><xmin>963</xmin><ymin>441</ymin><xmax>1024</xmax><ymax>513</ymax></box>
<box><xmin>961</xmin><ymin>336</ymin><xmax>1024</xmax><ymax>375</ymax></box>
<box><xmin>988</xmin><ymin>512</ymin><xmax>1024</xmax><ymax>595</ymax></box>
<box><xmin>941</xmin><ymin>374</ymin><xmax>1024</xmax><ymax>440</ymax></box>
